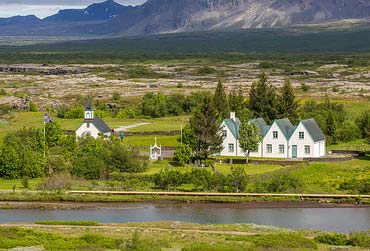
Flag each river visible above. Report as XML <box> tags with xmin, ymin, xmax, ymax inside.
<box><xmin>1</xmin><ymin>202</ymin><xmax>369</xmax><ymax>233</ymax></box>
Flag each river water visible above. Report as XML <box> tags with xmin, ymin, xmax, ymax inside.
<box><xmin>1</xmin><ymin>202</ymin><xmax>369</xmax><ymax>233</ymax></box>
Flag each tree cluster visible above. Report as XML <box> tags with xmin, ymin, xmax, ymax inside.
<box><xmin>0</xmin><ymin>123</ymin><xmax>147</xmax><ymax>180</ymax></box>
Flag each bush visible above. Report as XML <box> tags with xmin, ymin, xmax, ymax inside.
<box><xmin>334</xmin><ymin>120</ymin><xmax>361</xmax><ymax>142</ymax></box>
<box><xmin>197</xmin><ymin>66</ymin><xmax>217</xmax><ymax>75</ymax></box>
<box><xmin>348</xmin><ymin>232</ymin><xmax>370</xmax><ymax>247</ymax></box>
<box><xmin>29</xmin><ymin>102</ymin><xmax>38</xmax><ymax>112</ymax></box>
<box><xmin>37</xmin><ymin>172</ymin><xmax>80</xmax><ymax>191</ymax></box>
<box><xmin>21</xmin><ymin>176</ymin><xmax>29</xmax><ymax>189</ymax></box>
<box><xmin>314</xmin><ymin>233</ymin><xmax>348</xmax><ymax>246</ymax></box>
<box><xmin>250</xmin><ymin>233</ymin><xmax>317</xmax><ymax>250</ymax></box>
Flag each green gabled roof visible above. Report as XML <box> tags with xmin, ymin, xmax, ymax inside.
<box><xmin>275</xmin><ymin>118</ymin><xmax>294</xmax><ymax>139</ymax></box>
<box><xmin>223</xmin><ymin>118</ymin><xmax>241</xmax><ymax>139</ymax></box>
<box><xmin>249</xmin><ymin>118</ymin><xmax>269</xmax><ymax>137</ymax></box>
<box><xmin>301</xmin><ymin>118</ymin><xmax>326</xmax><ymax>142</ymax></box>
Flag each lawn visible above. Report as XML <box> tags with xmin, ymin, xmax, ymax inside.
<box><xmin>0</xmin><ymin>178</ymin><xmax>41</xmax><ymax>190</ymax></box>
<box><xmin>327</xmin><ymin>139</ymin><xmax>370</xmax><ymax>151</ymax></box>
<box><xmin>0</xmin><ymin>112</ymin><xmax>186</xmax><ymax>141</ymax></box>
<box><xmin>291</xmin><ymin>158</ymin><xmax>370</xmax><ymax>194</ymax></box>
<box><xmin>123</xmin><ymin>135</ymin><xmax>180</xmax><ymax>147</ymax></box>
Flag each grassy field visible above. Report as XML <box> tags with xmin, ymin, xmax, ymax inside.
<box><xmin>0</xmin><ymin>221</ymin><xmax>370</xmax><ymax>250</ymax></box>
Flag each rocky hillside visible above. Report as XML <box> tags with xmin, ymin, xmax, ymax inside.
<box><xmin>1</xmin><ymin>0</ymin><xmax>370</xmax><ymax>36</ymax></box>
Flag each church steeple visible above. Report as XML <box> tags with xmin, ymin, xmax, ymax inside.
<box><xmin>84</xmin><ymin>97</ymin><xmax>94</xmax><ymax>120</ymax></box>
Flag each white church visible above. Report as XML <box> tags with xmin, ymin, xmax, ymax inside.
<box><xmin>220</xmin><ymin>112</ymin><xmax>326</xmax><ymax>159</ymax></box>
<box><xmin>76</xmin><ymin>97</ymin><xmax>112</xmax><ymax>139</ymax></box>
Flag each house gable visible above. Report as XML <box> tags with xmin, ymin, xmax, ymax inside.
<box><xmin>264</xmin><ymin>118</ymin><xmax>293</xmax><ymax>141</ymax></box>
<box><xmin>289</xmin><ymin>118</ymin><xmax>325</xmax><ymax>143</ymax></box>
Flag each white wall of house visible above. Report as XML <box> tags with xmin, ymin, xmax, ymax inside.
<box><xmin>76</xmin><ymin>122</ymin><xmax>100</xmax><ymax>139</ymax></box>
<box><xmin>314</xmin><ymin>140</ymin><xmax>326</xmax><ymax>158</ymax></box>
<box><xmin>220</xmin><ymin>122</ymin><xmax>239</xmax><ymax>157</ymax></box>
<box><xmin>289</xmin><ymin>123</ymin><xmax>325</xmax><ymax>158</ymax></box>
<box><xmin>262</xmin><ymin>122</ymin><xmax>289</xmax><ymax>158</ymax></box>
<box><xmin>220</xmin><ymin>119</ymin><xmax>326</xmax><ymax>159</ymax></box>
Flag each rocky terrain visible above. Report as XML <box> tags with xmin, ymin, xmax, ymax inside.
<box><xmin>0</xmin><ymin>62</ymin><xmax>369</xmax><ymax>109</ymax></box>
<box><xmin>1</xmin><ymin>0</ymin><xmax>370</xmax><ymax>36</ymax></box>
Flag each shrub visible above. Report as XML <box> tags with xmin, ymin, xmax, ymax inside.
<box><xmin>197</xmin><ymin>66</ymin><xmax>217</xmax><ymax>75</ymax></box>
<box><xmin>348</xmin><ymin>232</ymin><xmax>370</xmax><ymax>247</ymax></box>
<box><xmin>21</xmin><ymin>176</ymin><xmax>29</xmax><ymax>189</ymax></box>
<box><xmin>174</xmin><ymin>144</ymin><xmax>193</xmax><ymax>165</ymax></box>
<box><xmin>37</xmin><ymin>172</ymin><xmax>79</xmax><ymax>191</ymax></box>
<box><xmin>301</xmin><ymin>82</ymin><xmax>310</xmax><ymax>92</ymax></box>
<box><xmin>250</xmin><ymin>233</ymin><xmax>317</xmax><ymax>250</ymax></box>
<box><xmin>314</xmin><ymin>233</ymin><xmax>348</xmax><ymax>246</ymax></box>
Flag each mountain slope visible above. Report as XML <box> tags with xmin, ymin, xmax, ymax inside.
<box><xmin>1</xmin><ymin>0</ymin><xmax>370</xmax><ymax>36</ymax></box>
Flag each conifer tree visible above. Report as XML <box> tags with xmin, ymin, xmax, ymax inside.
<box><xmin>214</xmin><ymin>79</ymin><xmax>230</xmax><ymax>119</ymax></box>
<box><xmin>277</xmin><ymin>79</ymin><xmax>299</xmax><ymax>123</ymax></box>
<box><xmin>248</xmin><ymin>73</ymin><xmax>277</xmax><ymax>124</ymax></box>
<box><xmin>189</xmin><ymin>93</ymin><xmax>223</xmax><ymax>160</ymax></box>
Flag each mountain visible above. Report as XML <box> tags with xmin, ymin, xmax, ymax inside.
<box><xmin>0</xmin><ymin>15</ymin><xmax>40</xmax><ymax>26</ymax></box>
<box><xmin>1</xmin><ymin>0</ymin><xmax>370</xmax><ymax>36</ymax></box>
<box><xmin>44</xmin><ymin>0</ymin><xmax>131</xmax><ymax>22</ymax></box>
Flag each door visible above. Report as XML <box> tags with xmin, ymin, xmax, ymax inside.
<box><xmin>292</xmin><ymin>145</ymin><xmax>297</xmax><ymax>159</ymax></box>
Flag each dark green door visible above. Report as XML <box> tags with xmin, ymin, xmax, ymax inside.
<box><xmin>292</xmin><ymin>145</ymin><xmax>297</xmax><ymax>158</ymax></box>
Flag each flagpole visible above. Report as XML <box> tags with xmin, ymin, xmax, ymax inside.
<box><xmin>43</xmin><ymin>119</ymin><xmax>46</xmax><ymax>158</ymax></box>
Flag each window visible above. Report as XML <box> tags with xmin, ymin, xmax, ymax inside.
<box><xmin>304</xmin><ymin>145</ymin><xmax>311</xmax><ymax>154</ymax></box>
<box><xmin>299</xmin><ymin>132</ymin><xmax>305</xmax><ymax>140</ymax></box>
<box><xmin>222</xmin><ymin>130</ymin><xmax>227</xmax><ymax>138</ymax></box>
<box><xmin>273</xmin><ymin>131</ymin><xmax>278</xmax><ymax>139</ymax></box>
<box><xmin>266</xmin><ymin>144</ymin><xmax>272</xmax><ymax>153</ymax></box>
<box><xmin>279</xmin><ymin>145</ymin><xmax>285</xmax><ymax>154</ymax></box>
<box><xmin>228</xmin><ymin>143</ymin><xmax>234</xmax><ymax>153</ymax></box>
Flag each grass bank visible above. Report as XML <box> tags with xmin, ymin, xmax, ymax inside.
<box><xmin>0</xmin><ymin>221</ymin><xmax>370</xmax><ymax>250</ymax></box>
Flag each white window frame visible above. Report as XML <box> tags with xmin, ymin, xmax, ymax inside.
<box><xmin>279</xmin><ymin>144</ymin><xmax>285</xmax><ymax>154</ymax></box>
<box><xmin>304</xmin><ymin>145</ymin><xmax>311</xmax><ymax>155</ymax></box>
<box><xmin>222</xmin><ymin>130</ymin><xmax>227</xmax><ymax>138</ymax></box>
<box><xmin>266</xmin><ymin>144</ymin><xmax>272</xmax><ymax>154</ymax></box>
<box><xmin>228</xmin><ymin>143</ymin><xmax>234</xmax><ymax>153</ymax></box>
<box><xmin>273</xmin><ymin>131</ymin><xmax>278</xmax><ymax>139</ymax></box>
<box><xmin>299</xmin><ymin>132</ymin><xmax>305</xmax><ymax>140</ymax></box>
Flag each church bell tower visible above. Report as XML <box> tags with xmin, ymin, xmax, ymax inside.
<box><xmin>84</xmin><ymin>97</ymin><xmax>94</xmax><ymax>120</ymax></box>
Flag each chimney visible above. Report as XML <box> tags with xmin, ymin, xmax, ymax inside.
<box><xmin>230</xmin><ymin>111</ymin><xmax>236</xmax><ymax>121</ymax></box>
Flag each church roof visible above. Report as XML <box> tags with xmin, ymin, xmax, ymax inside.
<box><xmin>91</xmin><ymin>117</ymin><xmax>111</xmax><ymax>133</ymax></box>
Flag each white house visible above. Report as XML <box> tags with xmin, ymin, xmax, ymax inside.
<box><xmin>220</xmin><ymin>112</ymin><xmax>326</xmax><ymax>159</ymax></box>
<box><xmin>76</xmin><ymin>97</ymin><xmax>112</xmax><ymax>139</ymax></box>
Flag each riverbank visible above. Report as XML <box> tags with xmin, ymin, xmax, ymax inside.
<box><xmin>1</xmin><ymin>190</ymin><xmax>370</xmax><ymax>209</ymax></box>
<box><xmin>0</xmin><ymin>221</ymin><xmax>369</xmax><ymax>250</ymax></box>
<box><xmin>1</xmin><ymin>200</ymin><xmax>369</xmax><ymax>210</ymax></box>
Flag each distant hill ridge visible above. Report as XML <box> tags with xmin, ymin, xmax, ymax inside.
<box><xmin>1</xmin><ymin>0</ymin><xmax>370</xmax><ymax>36</ymax></box>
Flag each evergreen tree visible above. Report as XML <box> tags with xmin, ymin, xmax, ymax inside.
<box><xmin>238</xmin><ymin>121</ymin><xmax>262</xmax><ymax>164</ymax></box>
<box><xmin>357</xmin><ymin>110</ymin><xmax>370</xmax><ymax>144</ymax></box>
<box><xmin>189</xmin><ymin>93</ymin><xmax>223</xmax><ymax>160</ymax></box>
<box><xmin>214</xmin><ymin>79</ymin><xmax>230</xmax><ymax>119</ymax></box>
<box><xmin>277</xmin><ymin>79</ymin><xmax>299</xmax><ymax>124</ymax></box>
<box><xmin>248</xmin><ymin>73</ymin><xmax>277</xmax><ymax>124</ymax></box>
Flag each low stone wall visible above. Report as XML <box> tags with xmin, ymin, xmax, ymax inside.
<box><xmin>330</xmin><ymin>150</ymin><xmax>366</xmax><ymax>157</ymax></box>
<box><xmin>217</xmin><ymin>158</ymin><xmax>306</xmax><ymax>166</ymax></box>
<box><xmin>303</xmin><ymin>156</ymin><xmax>353</xmax><ymax>162</ymax></box>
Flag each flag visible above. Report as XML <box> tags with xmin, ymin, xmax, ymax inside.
<box><xmin>44</xmin><ymin>113</ymin><xmax>53</xmax><ymax>123</ymax></box>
